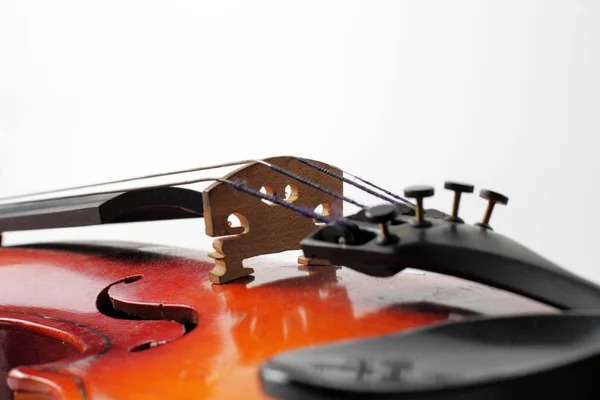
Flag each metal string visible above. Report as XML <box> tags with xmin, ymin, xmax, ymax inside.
<box><xmin>348</xmin><ymin>173</ymin><xmax>414</xmax><ymax>206</ymax></box>
<box><xmin>296</xmin><ymin>157</ymin><xmax>414</xmax><ymax>207</ymax></box>
<box><xmin>228</xmin><ymin>181</ymin><xmax>330</xmax><ymax>223</ymax></box>
<box><xmin>0</xmin><ymin>159</ymin><xmax>258</xmax><ymax>202</ymax></box>
<box><xmin>293</xmin><ymin>157</ymin><xmax>412</xmax><ymax>206</ymax></box>
<box><xmin>0</xmin><ymin>158</ymin><xmax>367</xmax><ymax>210</ymax></box>
<box><xmin>0</xmin><ymin>157</ymin><xmax>399</xmax><ymax>211</ymax></box>
<box><xmin>254</xmin><ymin>160</ymin><xmax>366</xmax><ymax>209</ymax></box>
<box><xmin>0</xmin><ymin>176</ymin><xmax>331</xmax><ymax>223</ymax></box>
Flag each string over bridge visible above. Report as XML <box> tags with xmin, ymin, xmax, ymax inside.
<box><xmin>0</xmin><ymin>156</ymin><xmax>347</xmax><ymax>284</ymax></box>
<box><xmin>203</xmin><ymin>156</ymin><xmax>344</xmax><ymax>283</ymax></box>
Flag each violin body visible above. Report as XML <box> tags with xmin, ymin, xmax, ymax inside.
<box><xmin>0</xmin><ymin>242</ymin><xmax>552</xmax><ymax>400</ymax></box>
<box><xmin>0</xmin><ymin>156</ymin><xmax>596</xmax><ymax>399</ymax></box>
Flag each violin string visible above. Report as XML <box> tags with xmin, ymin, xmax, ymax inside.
<box><xmin>227</xmin><ymin>181</ymin><xmax>330</xmax><ymax>222</ymax></box>
<box><xmin>0</xmin><ymin>176</ymin><xmax>331</xmax><ymax>223</ymax></box>
<box><xmin>347</xmin><ymin>173</ymin><xmax>414</xmax><ymax>206</ymax></box>
<box><xmin>0</xmin><ymin>157</ymin><xmax>356</xmax><ymax>206</ymax></box>
<box><xmin>0</xmin><ymin>159</ymin><xmax>258</xmax><ymax>202</ymax></box>
<box><xmin>0</xmin><ymin>157</ymin><xmax>372</xmax><ymax>211</ymax></box>
<box><xmin>297</xmin><ymin>157</ymin><xmax>414</xmax><ymax>208</ymax></box>
<box><xmin>254</xmin><ymin>160</ymin><xmax>366</xmax><ymax>209</ymax></box>
<box><xmin>292</xmin><ymin>157</ymin><xmax>412</xmax><ymax>206</ymax></box>
<box><xmin>0</xmin><ymin>157</ymin><xmax>365</xmax><ymax>210</ymax></box>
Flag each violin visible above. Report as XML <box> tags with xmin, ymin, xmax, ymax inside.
<box><xmin>0</xmin><ymin>155</ymin><xmax>598</xmax><ymax>400</ymax></box>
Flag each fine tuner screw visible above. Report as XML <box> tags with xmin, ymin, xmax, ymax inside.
<box><xmin>444</xmin><ymin>181</ymin><xmax>474</xmax><ymax>222</ymax></box>
<box><xmin>403</xmin><ymin>185</ymin><xmax>434</xmax><ymax>227</ymax></box>
<box><xmin>477</xmin><ymin>189</ymin><xmax>509</xmax><ymax>229</ymax></box>
<box><xmin>364</xmin><ymin>204</ymin><xmax>399</xmax><ymax>244</ymax></box>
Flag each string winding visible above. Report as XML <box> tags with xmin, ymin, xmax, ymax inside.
<box><xmin>350</xmin><ymin>174</ymin><xmax>413</xmax><ymax>206</ymax></box>
<box><xmin>257</xmin><ymin>161</ymin><xmax>366</xmax><ymax>209</ymax></box>
<box><xmin>0</xmin><ymin>175</ymin><xmax>332</xmax><ymax>224</ymax></box>
<box><xmin>293</xmin><ymin>157</ymin><xmax>413</xmax><ymax>207</ymax></box>
<box><xmin>228</xmin><ymin>181</ymin><xmax>330</xmax><ymax>223</ymax></box>
<box><xmin>0</xmin><ymin>156</ymin><xmax>410</xmax><ymax>215</ymax></box>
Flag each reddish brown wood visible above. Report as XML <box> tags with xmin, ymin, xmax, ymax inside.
<box><xmin>0</xmin><ymin>322</ymin><xmax>80</xmax><ymax>400</ymax></box>
<box><xmin>0</xmin><ymin>242</ymin><xmax>554</xmax><ymax>400</ymax></box>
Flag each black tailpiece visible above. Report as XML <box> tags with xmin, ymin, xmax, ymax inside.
<box><xmin>261</xmin><ymin>182</ymin><xmax>600</xmax><ymax>399</ymax></box>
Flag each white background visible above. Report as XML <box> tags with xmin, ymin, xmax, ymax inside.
<box><xmin>1</xmin><ymin>1</ymin><xmax>599</xmax><ymax>281</ymax></box>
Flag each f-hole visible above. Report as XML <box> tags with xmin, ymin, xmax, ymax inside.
<box><xmin>96</xmin><ymin>275</ymin><xmax>199</xmax><ymax>352</ymax></box>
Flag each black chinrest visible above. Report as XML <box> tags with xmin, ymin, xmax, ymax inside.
<box><xmin>261</xmin><ymin>313</ymin><xmax>600</xmax><ymax>399</ymax></box>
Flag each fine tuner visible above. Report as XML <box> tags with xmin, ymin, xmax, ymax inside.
<box><xmin>364</xmin><ymin>181</ymin><xmax>508</xmax><ymax>244</ymax></box>
<box><xmin>301</xmin><ymin>181</ymin><xmax>600</xmax><ymax>311</ymax></box>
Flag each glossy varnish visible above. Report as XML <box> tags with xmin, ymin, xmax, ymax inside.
<box><xmin>0</xmin><ymin>243</ymin><xmax>554</xmax><ymax>400</ymax></box>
